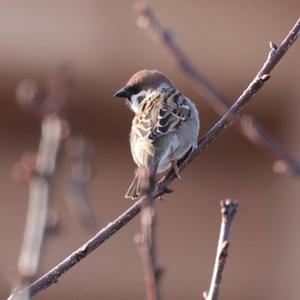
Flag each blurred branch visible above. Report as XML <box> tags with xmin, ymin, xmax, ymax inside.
<box><xmin>135</xmin><ymin>3</ymin><xmax>300</xmax><ymax>177</ymax></box>
<box><xmin>19</xmin><ymin>116</ymin><xmax>61</xmax><ymax>278</ymax></box>
<box><xmin>44</xmin><ymin>65</ymin><xmax>97</xmax><ymax>230</ymax></box>
<box><xmin>66</xmin><ymin>135</ymin><xmax>97</xmax><ymax>230</ymax></box>
<box><xmin>135</xmin><ymin>172</ymin><xmax>163</xmax><ymax>300</ymax></box>
<box><xmin>10</xmin><ymin>65</ymin><xmax>95</xmax><ymax>300</ymax></box>
<box><xmin>17</xmin><ymin>116</ymin><xmax>61</xmax><ymax>279</ymax></box>
<box><xmin>10</xmin><ymin>78</ymin><xmax>64</xmax><ymax>300</ymax></box>
<box><xmin>7</xmin><ymin>16</ymin><xmax>300</xmax><ymax>300</ymax></box>
<box><xmin>16</xmin><ymin>65</ymin><xmax>97</xmax><ymax>230</ymax></box>
<box><xmin>203</xmin><ymin>200</ymin><xmax>238</xmax><ymax>300</ymax></box>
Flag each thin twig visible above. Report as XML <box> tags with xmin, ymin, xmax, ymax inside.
<box><xmin>135</xmin><ymin>3</ymin><xmax>300</xmax><ymax>176</ymax></box>
<box><xmin>135</xmin><ymin>171</ymin><xmax>163</xmax><ymax>300</ymax></box>
<box><xmin>203</xmin><ymin>200</ymin><xmax>238</xmax><ymax>300</ymax></box>
<box><xmin>7</xmin><ymin>16</ymin><xmax>300</xmax><ymax>300</ymax></box>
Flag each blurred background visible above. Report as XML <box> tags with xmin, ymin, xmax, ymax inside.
<box><xmin>0</xmin><ymin>1</ymin><xmax>300</xmax><ymax>299</ymax></box>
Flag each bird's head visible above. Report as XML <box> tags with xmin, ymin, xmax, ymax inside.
<box><xmin>114</xmin><ymin>69</ymin><xmax>174</xmax><ymax>113</ymax></box>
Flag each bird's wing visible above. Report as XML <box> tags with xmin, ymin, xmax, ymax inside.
<box><xmin>133</xmin><ymin>90</ymin><xmax>191</xmax><ymax>143</ymax></box>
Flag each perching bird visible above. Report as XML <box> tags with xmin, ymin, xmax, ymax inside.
<box><xmin>114</xmin><ymin>70</ymin><xmax>200</xmax><ymax>199</ymax></box>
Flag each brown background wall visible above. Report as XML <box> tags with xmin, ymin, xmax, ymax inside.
<box><xmin>1</xmin><ymin>1</ymin><xmax>300</xmax><ymax>299</ymax></box>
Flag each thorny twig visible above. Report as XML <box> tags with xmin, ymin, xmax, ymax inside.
<box><xmin>203</xmin><ymin>200</ymin><xmax>238</xmax><ymax>300</ymax></box>
<box><xmin>7</xmin><ymin>16</ymin><xmax>300</xmax><ymax>300</ymax></box>
<box><xmin>135</xmin><ymin>172</ymin><xmax>163</xmax><ymax>300</ymax></box>
<box><xmin>135</xmin><ymin>3</ymin><xmax>300</xmax><ymax>177</ymax></box>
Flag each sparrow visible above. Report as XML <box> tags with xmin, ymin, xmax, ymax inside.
<box><xmin>114</xmin><ymin>70</ymin><xmax>200</xmax><ymax>199</ymax></box>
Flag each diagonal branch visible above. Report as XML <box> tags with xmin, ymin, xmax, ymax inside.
<box><xmin>203</xmin><ymin>200</ymin><xmax>238</xmax><ymax>300</ymax></box>
<box><xmin>135</xmin><ymin>3</ymin><xmax>300</xmax><ymax>176</ymax></box>
<box><xmin>7</xmin><ymin>16</ymin><xmax>300</xmax><ymax>300</ymax></box>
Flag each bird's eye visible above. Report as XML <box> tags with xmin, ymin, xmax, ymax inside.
<box><xmin>128</xmin><ymin>85</ymin><xmax>140</xmax><ymax>95</ymax></box>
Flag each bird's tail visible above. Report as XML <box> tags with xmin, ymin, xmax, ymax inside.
<box><xmin>125</xmin><ymin>172</ymin><xmax>142</xmax><ymax>200</ymax></box>
<box><xmin>125</xmin><ymin>167</ymin><xmax>154</xmax><ymax>200</ymax></box>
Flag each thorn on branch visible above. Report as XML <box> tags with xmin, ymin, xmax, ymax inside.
<box><xmin>260</xmin><ymin>74</ymin><xmax>271</xmax><ymax>82</ymax></box>
<box><xmin>269</xmin><ymin>41</ymin><xmax>278</xmax><ymax>52</ymax></box>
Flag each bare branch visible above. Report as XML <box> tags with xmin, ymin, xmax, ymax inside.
<box><xmin>135</xmin><ymin>3</ymin><xmax>300</xmax><ymax>176</ymax></box>
<box><xmin>203</xmin><ymin>200</ymin><xmax>238</xmax><ymax>300</ymax></box>
<box><xmin>135</xmin><ymin>171</ymin><xmax>163</xmax><ymax>300</ymax></box>
<box><xmin>7</xmin><ymin>16</ymin><xmax>300</xmax><ymax>300</ymax></box>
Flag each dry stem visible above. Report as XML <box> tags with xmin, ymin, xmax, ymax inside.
<box><xmin>135</xmin><ymin>173</ymin><xmax>163</xmax><ymax>300</ymax></box>
<box><xmin>203</xmin><ymin>200</ymin><xmax>238</xmax><ymax>300</ymax></box>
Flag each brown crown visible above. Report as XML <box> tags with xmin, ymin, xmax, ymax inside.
<box><xmin>125</xmin><ymin>70</ymin><xmax>174</xmax><ymax>90</ymax></box>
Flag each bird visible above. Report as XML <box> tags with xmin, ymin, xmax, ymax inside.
<box><xmin>114</xmin><ymin>70</ymin><xmax>200</xmax><ymax>200</ymax></box>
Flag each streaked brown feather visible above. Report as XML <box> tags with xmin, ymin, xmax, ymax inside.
<box><xmin>132</xmin><ymin>88</ymin><xmax>191</xmax><ymax>143</ymax></box>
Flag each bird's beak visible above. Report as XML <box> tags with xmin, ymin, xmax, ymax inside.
<box><xmin>113</xmin><ymin>87</ymin><xmax>128</xmax><ymax>98</ymax></box>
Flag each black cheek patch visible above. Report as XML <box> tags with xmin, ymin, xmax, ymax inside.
<box><xmin>137</xmin><ymin>96</ymin><xmax>144</xmax><ymax>103</ymax></box>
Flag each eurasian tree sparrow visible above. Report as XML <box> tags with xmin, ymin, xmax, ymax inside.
<box><xmin>114</xmin><ymin>70</ymin><xmax>200</xmax><ymax>199</ymax></box>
